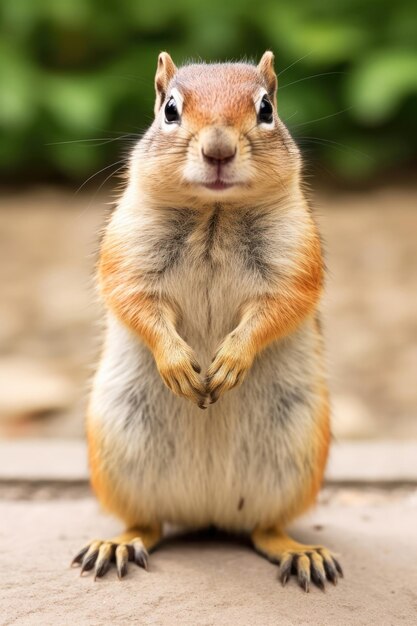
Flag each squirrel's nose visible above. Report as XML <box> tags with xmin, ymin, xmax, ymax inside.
<box><xmin>202</xmin><ymin>146</ymin><xmax>236</xmax><ymax>166</ymax></box>
<box><xmin>200</xmin><ymin>127</ymin><xmax>237</xmax><ymax>166</ymax></box>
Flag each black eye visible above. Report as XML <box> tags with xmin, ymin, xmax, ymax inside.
<box><xmin>257</xmin><ymin>95</ymin><xmax>273</xmax><ymax>124</ymax></box>
<box><xmin>164</xmin><ymin>96</ymin><xmax>180</xmax><ymax>124</ymax></box>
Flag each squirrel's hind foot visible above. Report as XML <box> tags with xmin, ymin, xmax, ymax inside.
<box><xmin>71</xmin><ymin>525</ymin><xmax>161</xmax><ymax>580</ymax></box>
<box><xmin>252</xmin><ymin>528</ymin><xmax>343</xmax><ymax>592</ymax></box>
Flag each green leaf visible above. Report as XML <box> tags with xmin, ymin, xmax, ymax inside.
<box><xmin>348</xmin><ymin>49</ymin><xmax>417</xmax><ymax>123</ymax></box>
<box><xmin>42</xmin><ymin>74</ymin><xmax>110</xmax><ymax>131</ymax></box>
<box><xmin>0</xmin><ymin>41</ymin><xmax>37</xmax><ymax>127</ymax></box>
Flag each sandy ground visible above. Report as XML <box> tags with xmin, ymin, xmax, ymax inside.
<box><xmin>1</xmin><ymin>488</ymin><xmax>417</xmax><ymax>625</ymax></box>
<box><xmin>0</xmin><ymin>186</ymin><xmax>416</xmax><ymax>439</ymax></box>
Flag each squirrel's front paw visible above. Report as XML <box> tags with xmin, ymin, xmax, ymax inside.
<box><xmin>206</xmin><ymin>334</ymin><xmax>253</xmax><ymax>403</ymax></box>
<box><xmin>156</xmin><ymin>342</ymin><xmax>208</xmax><ymax>408</ymax></box>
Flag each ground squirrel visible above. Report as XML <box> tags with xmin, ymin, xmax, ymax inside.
<box><xmin>72</xmin><ymin>51</ymin><xmax>343</xmax><ymax>591</ymax></box>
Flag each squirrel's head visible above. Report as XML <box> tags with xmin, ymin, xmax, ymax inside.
<box><xmin>134</xmin><ymin>52</ymin><xmax>300</xmax><ymax>205</ymax></box>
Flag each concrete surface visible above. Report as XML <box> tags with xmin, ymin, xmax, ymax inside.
<box><xmin>2</xmin><ymin>439</ymin><xmax>417</xmax><ymax>484</ymax></box>
<box><xmin>2</xmin><ymin>489</ymin><xmax>417</xmax><ymax>625</ymax></box>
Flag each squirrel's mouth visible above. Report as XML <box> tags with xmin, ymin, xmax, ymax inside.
<box><xmin>203</xmin><ymin>180</ymin><xmax>236</xmax><ymax>191</ymax></box>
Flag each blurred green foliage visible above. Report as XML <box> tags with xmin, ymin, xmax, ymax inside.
<box><xmin>0</xmin><ymin>0</ymin><xmax>416</xmax><ymax>183</ymax></box>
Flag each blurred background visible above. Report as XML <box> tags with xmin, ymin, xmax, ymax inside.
<box><xmin>0</xmin><ymin>0</ymin><xmax>416</xmax><ymax>440</ymax></box>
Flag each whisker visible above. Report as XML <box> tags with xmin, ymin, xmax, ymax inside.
<box><xmin>282</xmin><ymin>110</ymin><xmax>299</xmax><ymax>124</ymax></box>
<box><xmin>81</xmin><ymin>125</ymin><xmax>143</xmax><ymax>137</ymax></box>
<box><xmin>154</xmin><ymin>147</ymin><xmax>190</xmax><ymax>154</ymax></box>
<box><xmin>46</xmin><ymin>135</ymin><xmax>135</xmax><ymax>147</ymax></box>
<box><xmin>75</xmin><ymin>160</ymin><xmax>125</xmax><ymax>195</ymax></box>
<box><xmin>278</xmin><ymin>52</ymin><xmax>313</xmax><ymax>77</ymax></box>
<box><xmin>103</xmin><ymin>74</ymin><xmax>151</xmax><ymax>86</ymax></box>
<box><xmin>91</xmin><ymin>163</ymin><xmax>126</xmax><ymax>196</ymax></box>
<box><xmin>280</xmin><ymin>72</ymin><xmax>347</xmax><ymax>90</ymax></box>
<box><xmin>297</xmin><ymin>136</ymin><xmax>371</xmax><ymax>159</ymax></box>
<box><xmin>245</xmin><ymin>121</ymin><xmax>262</xmax><ymax>138</ymax></box>
<box><xmin>77</xmin><ymin>163</ymin><xmax>127</xmax><ymax>218</ymax></box>
<box><xmin>179</xmin><ymin>126</ymin><xmax>196</xmax><ymax>141</ymax></box>
<box><xmin>291</xmin><ymin>107</ymin><xmax>353</xmax><ymax>128</ymax></box>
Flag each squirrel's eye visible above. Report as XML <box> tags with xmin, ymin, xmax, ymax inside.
<box><xmin>258</xmin><ymin>95</ymin><xmax>273</xmax><ymax>124</ymax></box>
<box><xmin>164</xmin><ymin>96</ymin><xmax>180</xmax><ymax>124</ymax></box>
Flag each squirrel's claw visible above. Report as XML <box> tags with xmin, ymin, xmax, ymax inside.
<box><xmin>157</xmin><ymin>345</ymin><xmax>208</xmax><ymax>408</ymax></box>
<box><xmin>132</xmin><ymin>539</ymin><xmax>149</xmax><ymax>570</ymax></box>
<box><xmin>277</xmin><ymin>548</ymin><xmax>342</xmax><ymax>592</ymax></box>
<box><xmin>320</xmin><ymin>548</ymin><xmax>340</xmax><ymax>584</ymax></box>
<box><xmin>206</xmin><ymin>358</ymin><xmax>247</xmax><ymax>404</ymax></box>
<box><xmin>309</xmin><ymin>551</ymin><xmax>326</xmax><ymax>590</ymax></box>
<box><xmin>333</xmin><ymin>556</ymin><xmax>344</xmax><ymax>578</ymax></box>
<box><xmin>253</xmin><ymin>529</ymin><xmax>342</xmax><ymax>592</ymax></box>
<box><xmin>296</xmin><ymin>554</ymin><xmax>311</xmax><ymax>592</ymax></box>
<box><xmin>79</xmin><ymin>541</ymin><xmax>101</xmax><ymax>576</ymax></box>
<box><xmin>71</xmin><ymin>544</ymin><xmax>89</xmax><ymax>567</ymax></box>
<box><xmin>116</xmin><ymin>544</ymin><xmax>129</xmax><ymax>579</ymax></box>
<box><xmin>93</xmin><ymin>542</ymin><xmax>114</xmax><ymax>580</ymax></box>
<box><xmin>72</xmin><ymin>537</ymin><xmax>150</xmax><ymax>581</ymax></box>
<box><xmin>206</xmin><ymin>333</ymin><xmax>252</xmax><ymax>403</ymax></box>
<box><xmin>279</xmin><ymin>553</ymin><xmax>293</xmax><ymax>586</ymax></box>
<box><xmin>161</xmin><ymin>371</ymin><xmax>209</xmax><ymax>408</ymax></box>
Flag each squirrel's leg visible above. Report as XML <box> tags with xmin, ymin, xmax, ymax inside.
<box><xmin>252</xmin><ymin>394</ymin><xmax>341</xmax><ymax>592</ymax></box>
<box><xmin>252</xmin><ymin>527</ymin><xmax>343</xmax><ymax>592</ymax></box>
<box><xmin>99</xmin><ymin>235</ymin><xmax>208</xmax><ymax>407</ymax></box>
<box><xmin>72</xmin><ymin>524</ymin><xmax>162</xmax><ymax>580</ymax></box>
<box><xmin>72</xmin><ymin>419</ymin><xmax>163</xmax><ymax>580</ymax></box>
<box><xmin>207</xmin><ymin>295</ymin><xmax>320</xmax><ymax>402</ymax></box>
<box><xmin>207</xmin><ymin>241</ymin><xmax>323</xmax><ymax>402</ymax></box>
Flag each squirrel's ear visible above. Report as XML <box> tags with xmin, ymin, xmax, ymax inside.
<box><xmin>257</xmin><ymin>51</ymin><xmax>277</xmax><ymax>106</ymax></box>
<box><xmin>154</xmin><ymin>52</ymin><xmax>177</xmax><ymax>115</ymax></box>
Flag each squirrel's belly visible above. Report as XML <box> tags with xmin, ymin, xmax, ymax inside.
<box><xmin>90</xmin><ymin>315</ymin><xmax>323</xmax><ymax>530</ymax></box>
<box><xmin>172</xmin><ymin>267</ymin><xmax>254</xmax><ymax>364</ymax></box>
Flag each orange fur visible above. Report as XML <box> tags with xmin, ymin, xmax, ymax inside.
<box><xmin>86</xmin><ymin>419</ymin><xmax>119</xmax><ymax>518</ymax></box>
<box><xmin>87</xmin><ymin>417</ymin><xmax>156</xmax><ymax>528</ymax></box>
<box><xmin>99</xmin><ymin>233</ymin><xmax>174</xmax><ymax>355</ymax></box>
<box><xmin>300</xmin><ymin>386</ymin><xmax>331</xmax><ymax>514</ymax></box>
<box><xmin>247</xmin><ymin>226</ymin><xmax>323</xmax><ymax>355</ymax></box>
<box><xmin>176</xmin><ymin>64</ymin><xmax>265</xmax><ymax>130</ymax></box>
